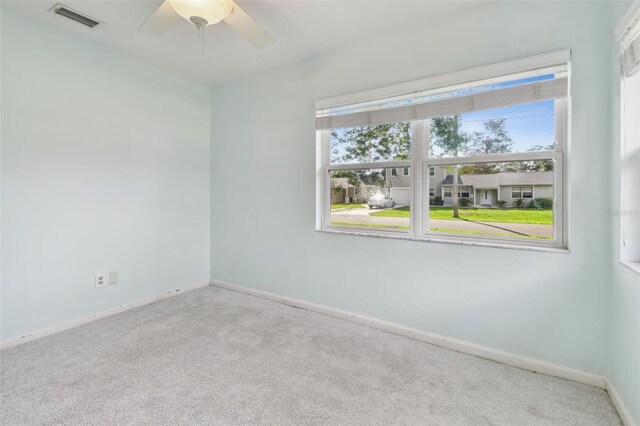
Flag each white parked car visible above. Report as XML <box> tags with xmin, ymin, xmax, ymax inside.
<box><xmin>368</xmin><ymin>193</ymin><xmax>396</xmax><ymax>209</ymax></box>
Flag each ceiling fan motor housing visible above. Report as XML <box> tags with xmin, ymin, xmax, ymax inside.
<box><xmin>189</xmin><ymin>16</ymin><xmax>208</xmax><ymax>28</ymax></box>
<box><xmin>170</xmin><ymin>0</ymin><xmax>233</xmax><ymax>26</ymax></box>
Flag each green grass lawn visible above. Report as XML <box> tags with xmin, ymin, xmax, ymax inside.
<box><xmin>370</xmin><ymin>206</ymin><xmax>553</xmax><ymax>225</ymax></box>
<box><xmin>331</xmin><ymin>203</ymin><xmax>367</xmax><ymax>211</ymax></box>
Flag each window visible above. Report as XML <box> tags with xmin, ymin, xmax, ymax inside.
<box><xmin>511</xmin><ymin>186</ymin><xmax>534</xmax><ymax>199</ymax></box>
<box><xmin>443</xmin><ymin>186</ymin><xmax>471</xmax><ymax>198</ymax></box>
<box><xmin>618</xmin><ymin>9</ymin><xmax>640</xmax><ymax>270</ymax></box>
<box><xmin>317</xmin><ymin>51</ymin><xmax>568</xmax><ymax>249</ymax></box>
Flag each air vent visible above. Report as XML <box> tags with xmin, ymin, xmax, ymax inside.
<box><xmin>49</xmin><ymin>4</ymin><xmax>102</xmax><ymax>28</ymax></box>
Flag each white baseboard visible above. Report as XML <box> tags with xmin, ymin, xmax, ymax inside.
<box><xmin>0</xmin><ymin>281</ymin><xmax>210</xmax><ymax>350</ymax></box>
<box><xmin>210</xmin><ymin>279</ymin><xmax>607</xmax><ymax>389</ymax></box>
<box><xmin>606</xmin><ymin>378</ymin><xmax>638</xmax><ymax>426</ymax></box>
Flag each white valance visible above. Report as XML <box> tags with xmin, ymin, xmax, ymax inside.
<box><xmin>316</xmin><ymin>77</ymin><xmax>568</xmax><ymax>130</ymax></box>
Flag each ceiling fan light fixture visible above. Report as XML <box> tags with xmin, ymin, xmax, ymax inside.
<box><xmin>169</xmin><ymin>0</ymin><xmax>233</xmax><ymax>26</ymax></box>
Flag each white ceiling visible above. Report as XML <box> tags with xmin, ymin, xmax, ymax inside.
<box><xmin>4</xmin><ymin>0</ymin><xmax>480</xmax><ymax>86</ymax></box>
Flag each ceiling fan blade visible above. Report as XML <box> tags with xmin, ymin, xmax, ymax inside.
<box><xmin>223</xmin><ymin>1</ymin><xmax>275</xmax><ymax>49</ymax></box>
<box><xmin>139</xmin><ymin>1</ymin><xmax>180</xmax><ymax>35</ymax></box>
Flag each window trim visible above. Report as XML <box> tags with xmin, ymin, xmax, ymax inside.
<box><xmin>617</xmin><ymin>3</ymin><xmax>640</xmax><ymax>272</ymax></box>
<box><xmin>316</xmin><ymin>51</ymin><xmax>570</xmax><ymax>251</ymax></box>
<box><xmin>315</xmin><ymin>50</ymin><xmax>570</xmax><ymax>110</ymax></box>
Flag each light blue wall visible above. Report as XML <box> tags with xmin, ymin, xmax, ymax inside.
<box><xmin>609</xmin><ymin>2</ymin><xmax>640</xmax><ymax>423</ymax></box>
<box><xmin>611</xmin><ymin>268</ymin><xmax>640</xmax><ymax>423</ymax></box>
<box><xmin>211</xmin><ymin>1</ymin><xmax>614</xmax><ymax>375</ymax></box>
<box><xmin>1</xmin><ymin>9</ymin><xmax>211</xmax><ymax>340</ymax></box>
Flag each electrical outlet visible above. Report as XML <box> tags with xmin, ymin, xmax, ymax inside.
<box><xmin>95</xmin><ymin>273</ymin><xmax>107</xmax><ymax>288</ymax></box>
<box><xmin>109</xmin><ymin>271</ymin><xmax>119</xmax><ymax>286</ymax></box>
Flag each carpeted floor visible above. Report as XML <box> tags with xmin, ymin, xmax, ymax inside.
<box><xmin>1</xmin><ymin>286</ymin><xmax>622</xmax><ymax>425</ymax></box>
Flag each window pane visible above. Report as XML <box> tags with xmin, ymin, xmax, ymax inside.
<box><xmin>428</xmin><ymin>101</ymin><xmax>556</xmax><ymax>158</ymax></box>
<box><xmin>330</xmin><ymin>123</ymin><xmax>412</xmax><ymax>164</ymax></box>
<box><xmin>330</xmin><ymin>168</ymin><xmax>410</xmax><ymax>231</ymax></box>
<box><xmin>427</xmin><ymin>161</ymin><xmax>554</xmax><ymax>240</ymax></box>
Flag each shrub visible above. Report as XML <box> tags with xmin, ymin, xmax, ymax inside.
<box><xmin>528</xmin><ymin>198</ymin><xmax>553</xmax><ymax>210</ymax></box>
<box><xmin>513</xmin><ymin>198</ymin><xmax>526</xmax><ymax>208</ymax></box>
<box><xmin>458</xmin><ymin>197</ymin><xmax>472</xmax><ymax>207</ymax></box>
<box><xmin>431</xmin><ymin>196</ymin><xmax>443</xmax><ymax>206</ymax></box>
<box><xmin>496</xmin><ymin>200</ymin><xmax>507</xmax><ymax>208</ymax></box>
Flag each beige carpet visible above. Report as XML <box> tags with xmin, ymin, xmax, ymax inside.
<box><xmin>1</xmin><ymin>286</ymin><xmax>622</xmax><ymax>425</ymax></box>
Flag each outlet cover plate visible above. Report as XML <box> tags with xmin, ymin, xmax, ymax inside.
<box><xmin>95</xmin><ymin>273</ymin><xmax>107</xmax><ymax>288</ymax></box>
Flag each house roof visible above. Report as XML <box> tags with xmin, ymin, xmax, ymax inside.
<box><xmin>441</xmin><ymin>171</ymin><xmax>553</xmax><ymax>188</ymax></box>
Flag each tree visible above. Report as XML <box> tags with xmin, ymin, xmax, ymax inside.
<box><xmin>331</xmin><ymin>123</ymin><xmax>411</xmax><ymax>164</ymax></box>
<box><xmin>462</xmin><ymin>119</ymin><xmax>512</xmax><ymax>174</ymax></box>
<box><xmin>468</xmin><ymin>119</ymin><xmax>513</xmax><ymax>155</ymax></box>
<box><xmin>430</xmin><ymin>116</ymin><xmax>470</xmax><ymax>218</ymax></box>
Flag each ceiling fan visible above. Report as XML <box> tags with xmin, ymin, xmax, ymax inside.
<box><xmin>139</xmin><ymin>0</ymin><xmax>275</xmax><ymax>49</ymax></box>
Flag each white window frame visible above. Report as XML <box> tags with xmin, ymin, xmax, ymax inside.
<box><xmin>429</xmin><ymin>166</ymin><xmax>435</xmax><ymax>176</ymax></box>
<box><xmin>316</xmin><ymin>50</ymin><xmax>570</xmax><ymax>252</ymax></box>
<box><xmin>429</xmin><ymin>187</ymin><xmax>435</xmax><ymax>197</ymax></box>
<box><xmin>391</xmin><ymin>168</ymin><xmax>398</xmax><ymax>177</ymax></box>
<box><xmin>403</xmin><ymin>167</ymin><xmax>410</xmax><ymax>176</ymax></box>
<box><xmin>617</xmin><ymin>2</ymin><xmax>640</xmax><ymax>273</ymax></box>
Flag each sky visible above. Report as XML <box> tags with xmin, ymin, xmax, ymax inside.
<box><xmin>433</xmin><ymin>99</ymin><xmax>555</xmax><ymax>157</ymax></box>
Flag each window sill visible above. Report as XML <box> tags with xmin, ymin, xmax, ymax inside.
<box><xmin>621</xmin><ymin>261</ymin><xmax>640</xmax><ymax>275</ymax></box>
<box><xmin>316</xmin><ymin>228</ymin><xmax>570</xmax><ymax>254</ymax></box>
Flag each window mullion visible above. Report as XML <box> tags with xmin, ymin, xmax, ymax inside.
<box><xmin>412</xmin><ymin>120</ymin><xmax>425</xmax><ymax>236</ymax></box>
<box><xmin>322</xmin><ymin>130</ymin><xmax>331</xmax><ymax>229</ymax></box>
<box><xmin>423</xmin><ymin>120</ymin><xmax>431</xmax><ymax>236</ymax></box>
<box><xmin>328</xmin><ymin>160</ymin><xmax>412</xmax><ymax>171</ymax></box>
<box><xmin>425</xmin><ymin>151</ymin><xmax>557</xmax><ymax>166</ymax></box>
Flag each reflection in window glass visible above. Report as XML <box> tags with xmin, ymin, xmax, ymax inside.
<box><xmin>427</xmin><ymin>161</ymin><xmax>554</xmax><ymax>240</ymax></box>
<box><xmin>330</xmin><ymin>168</ymin><xmax>410</xmax><ymax>231</ymax></box>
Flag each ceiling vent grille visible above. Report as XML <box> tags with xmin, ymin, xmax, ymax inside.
<box><xmin>49</xmin><ymin>4</ymin><xmax>102</xmax><ymax>28</ymax></box>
